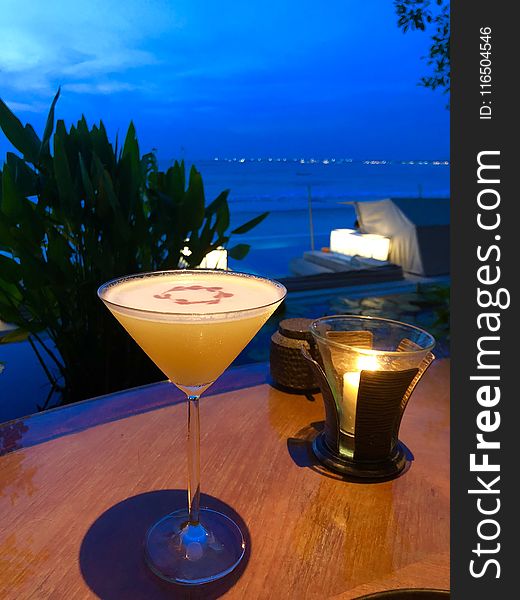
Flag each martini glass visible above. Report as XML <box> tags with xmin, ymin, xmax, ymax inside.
<box><xmin>98</xmin><ymin>269</ymin><xmax>286</xmax><ymax>585</ymax></box>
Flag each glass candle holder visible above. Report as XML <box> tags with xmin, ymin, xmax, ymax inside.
<box><xmin>303</xmin><ymin>315</ymin><xmax>435</xmax><ymax>480</ymax></box>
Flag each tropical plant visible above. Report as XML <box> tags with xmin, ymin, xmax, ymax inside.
<box><xmin>0</xmin><ymin>90</ymin><xmax>267</xmax><ymax>408</ymax></box>
<box><xmin>394</xmin><ymin>0</ymin><xmax>450</xmax><ymax>97</ymax></box>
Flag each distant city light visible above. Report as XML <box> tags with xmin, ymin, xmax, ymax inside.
<box><xmin>209</xmin><ymin>156</ymin><xmax>449</xmax><ymax>165</ymax></box>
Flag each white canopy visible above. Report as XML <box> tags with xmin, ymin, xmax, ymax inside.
<box><xmin>354</xmin><ymin>198</ymin><xmax>450</xmax><ymax>276</ymax></box>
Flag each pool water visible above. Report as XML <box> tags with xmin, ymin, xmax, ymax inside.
<box><xmin>234</xmin><ymin>285</ymin><xmax>450</xmax><ymax>368</ymax></box>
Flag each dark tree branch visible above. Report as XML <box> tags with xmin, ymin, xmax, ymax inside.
<box><xmin>394</xmin><ymin>0</ymin><xmax>450</xmax><ymax>100</ymax></box>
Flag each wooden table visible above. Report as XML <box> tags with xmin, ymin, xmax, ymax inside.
<box><xmin>0</xmin><ymin>360</ymin><xmax>450</xmax><ymax>599</ymax></box>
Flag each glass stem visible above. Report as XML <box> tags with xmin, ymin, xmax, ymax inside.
<box><xmin>187</xmin><ymin>395</ymin><xmax>201</xmax><ymax>524</ymax></box>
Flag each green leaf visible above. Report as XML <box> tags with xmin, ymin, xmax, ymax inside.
<box><xmin>0</xmin><ymin>297</ymin><xmax>23</xmax><ymax>324</ymax></box>
<box><xmin>205</xmin><ymin>189</ymin><xmax>230</xmax><ymax>216</ymax></box>
<box><xmin>0</xmin><ymin>98</ymin><xmax>41</xmax><ymax>164</ymax></box>
<box><xmin>100</xmin><ymin>167</ymin><xmax>119</xmax><ymax>211</ymax></box>
<box><xmin>0</xmin><ymin>273</ymin><xmax>23</xmax><ymax>300</ymax></box>
<box><xmin>0</xmin><ymin>254</ymin><xmax>21</xmax><ymax>283</ymax></box>
<box><xmin>1</xmin><ymin>163</ymin><xmax>45</xmax><ymax>245</ymax></box>
<box><xmin>1</xmin><ymin>165</ymin><xmax>23</xmax><ymax>219</ymax></box>
<box><xmin>46</xmin><ymin>227</ymin><xmax>73</xmax><ymax>277</ymax></box>
<box><xmin>231</xmin><ymin>211</ymin><xmax>269</xmax><ymax>235</ymax></box>
<box><xmin>228</xmin><ymin>243</ymin><xmax>250</xmax><ymax>260</ymax></box>
<box><xmin>164</xmin><ymin>160</ymin><xmax>186</xmax><ymax>201</ymax></box>
<box><xmin>183</xmin><ymin>166</ymin><xmax>205</xmax><ymax>230</ymax></box>
<box><xmin>90</xmin><ymin>120</ymin><xmax>115</xmax><ymax>171</ymax></box>
<box><xmin>0</xmin><ymin>216</ymin><xmax>16</xmax><ymax>250</ymax></box>
<box><xmin>119</xmin><ymin>122</ymin><xmax>143</xmax><ymax>212</ymax></box>
<box><xmin>215</xmin><ymin>201</ymin><xmax>230</xmax><ymax>237</ymax></box>
<box><xmin>53</xmin><ymin>121</ymin><xmax>76</xmax><ymax>204</ymax></box>
<box><xmin>142</xmin><ymin>151</ymin><xmax>158</xmax><ymax>181</ymax></box>
<box><xmin>78</xmin><ymin>153</ymin><xmax>95</xmax><ymax>204</ymax></box>
<box><xmin>16</xmin><ymin>249</ymin><xmax>49</xmax><ymax>288</ymax></box>
<box><xmin>122</xmin><ymin>121</ymin><xmax>139</xmax><ymax>161</ymax></box>
<box><xmin>0</xmin><ymin>327</ymin><xmax>30</xmax><ymax>344</ymax></box>
<box><xmin>198</xmin><ymin>219</ymin><xmax>213</xmax><ymax>250</ymax></box>
<box><xmin>40</xmin><ymin>88</ymin><xmax>60</xmax><ymax>158</ymax></box>
<box><xmin>5</xmin><ymin>152</ymin><xmax>38</xmax><ymax>197</ymax></box>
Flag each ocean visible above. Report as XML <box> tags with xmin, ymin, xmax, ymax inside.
<box><xmin>178</xmin><ymin>159</ymin><xmax>450</xmax><ymax>277</ymax></box>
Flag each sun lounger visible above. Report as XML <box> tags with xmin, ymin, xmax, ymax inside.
<box><xmin>285</xmin><ymin>251</ymin><xmax>403</xmax><ymax>291</ymax></box>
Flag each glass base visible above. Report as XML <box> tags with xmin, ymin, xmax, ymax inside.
<box><xmin>312</xmin><ymin>432</ymin><xmax>409</xmax><ymax>481</ymax></box>
<box><xmin>144</xmin><ymin>508</ymin><xmax>246</xmax><ymax>585</ymax></box>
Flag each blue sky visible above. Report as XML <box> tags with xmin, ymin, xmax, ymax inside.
<box><xmin>1</xmin><ymin>0</ymin><xmax>449</xmax><ymax>160</ymax></box>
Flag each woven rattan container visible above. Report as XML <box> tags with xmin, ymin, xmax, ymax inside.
<box><xmin>270</xmin><ymin>318</ymin><xmax>320</xmax><ymax>392</ymax></box>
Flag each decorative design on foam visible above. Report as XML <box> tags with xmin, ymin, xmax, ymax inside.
<box><xmin>154</xmin><ymin>285</ymin><xmax>234</xmax><ymax>305</ymax></box>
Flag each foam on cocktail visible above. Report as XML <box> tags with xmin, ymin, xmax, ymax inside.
<box><xmin>103</xmin><ymin>272</ymin><xmax>284</xmax><ymax>319</ymax></box>
<box><xmin>101</xmin><ymin>271</ymin><xmax>286</xmax><ymax>390</ymax></box>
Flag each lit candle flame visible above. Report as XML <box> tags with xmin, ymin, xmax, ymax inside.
<box><xmin>356</xmin><ymin>354</ymin><xmax>379</xmax><ymax>371</ymax></box>
<box><xmin>342</xmin><ymin>354</ymin><xmax>380</xmax><ymax>434</ymax></box>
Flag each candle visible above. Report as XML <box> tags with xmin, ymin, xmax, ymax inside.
<box><xmin>341</xmin><ymin>354</ymin><xmax>379</xmax><ymax>434</ymax></box>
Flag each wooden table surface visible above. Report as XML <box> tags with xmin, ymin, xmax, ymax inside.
<box><xmin>0</xmin><ymin>360</ymin><xmax>450</xmax><ymax>599</ymax></box>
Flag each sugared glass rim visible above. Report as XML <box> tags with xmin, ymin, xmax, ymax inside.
<box><xmin>310</xmin><ymin>314</ymin><xmax>435</xmax><ymax>356</ymax></box>
<box><xmin>97</xmin><ymin>269</ymin><xmax>287</xmax><ymax>317</ymax></box>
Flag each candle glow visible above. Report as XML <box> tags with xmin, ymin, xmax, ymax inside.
<box><xmin>341</xmin><ymin>354</ymin><xmax>380</xmax><ymax>434</ymax></box>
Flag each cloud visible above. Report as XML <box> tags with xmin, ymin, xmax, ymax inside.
<box><xmin>3</xmin><ymin>100</ymin><xmax>48</xmax><ymax>113</ymax></box>
<box><xmin>60</xmin><ymin>50</ymin><xmax>157</xmax><ymax>79</ymax></box>
<box><xmin>63</xmin><ymin>82</ymin><xmax>140</xmax><ymax>95</ymax></box>
<box><xmin>0</xmin><ymin>0</ymin><xmax>178</xmax><ymax>98</ymax></box>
